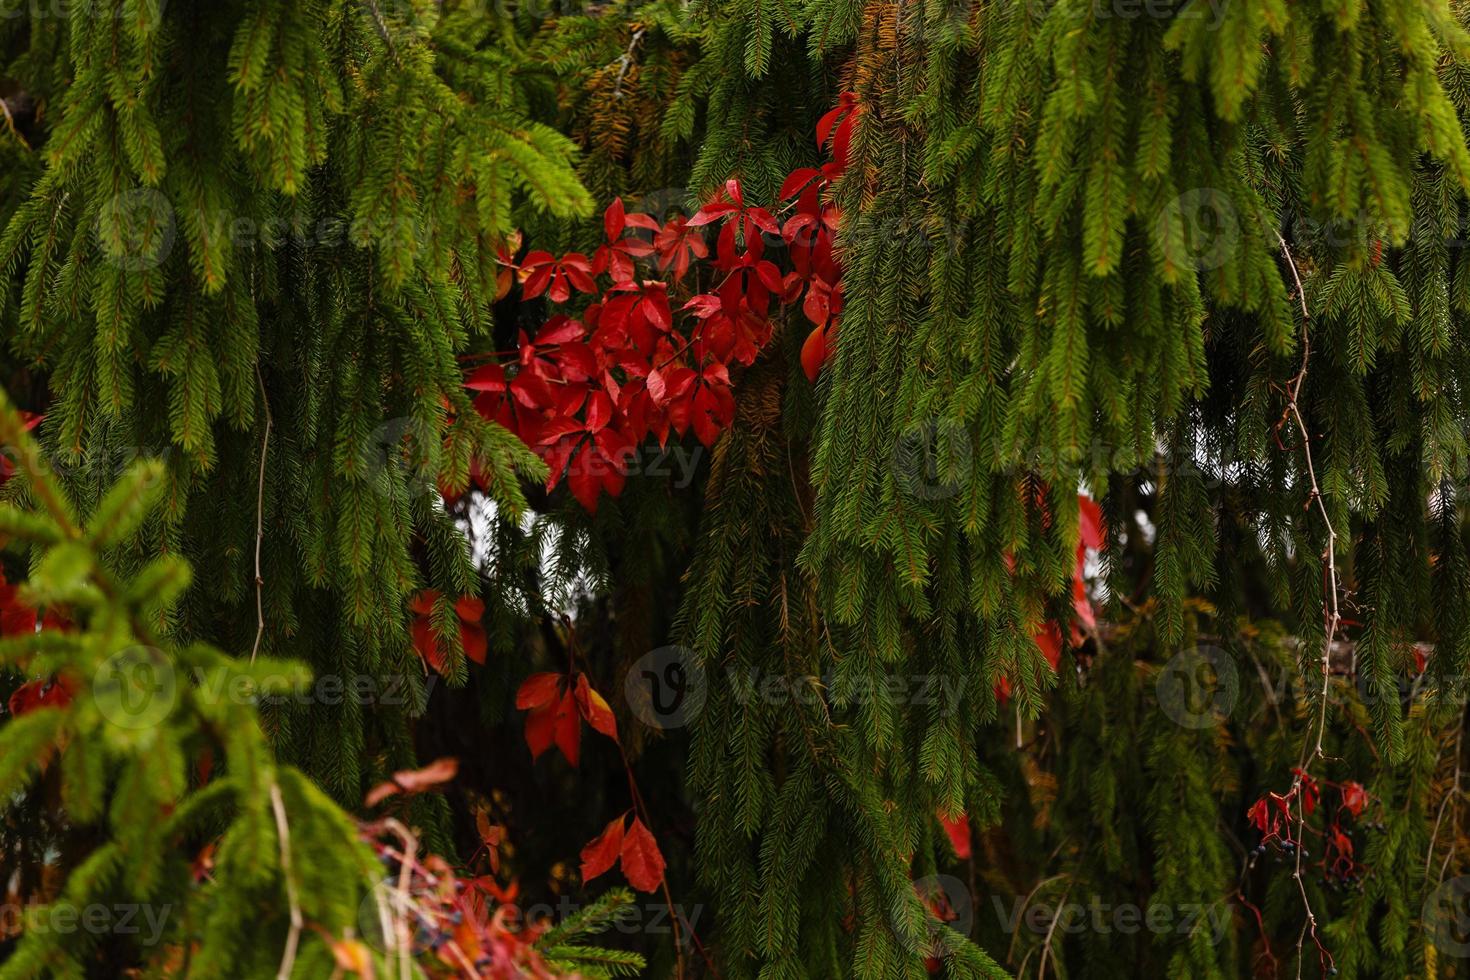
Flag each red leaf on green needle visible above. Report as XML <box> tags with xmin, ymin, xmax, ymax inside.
<box><xmin>938</xmin><ymin>811</ymin><xmax>972</xmax><ymax>860</ymax></box>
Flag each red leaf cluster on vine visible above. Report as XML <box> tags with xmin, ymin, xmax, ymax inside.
<box><xmin>466</xmin><ymin>96</ymin><xmax>859</xmax><ymax>512</ymax></box>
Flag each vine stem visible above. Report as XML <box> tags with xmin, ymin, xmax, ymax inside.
<box><xmin>1276</xmin><ymin>232</ymin><xmax>1339</xmax><ymax>977</ymax></box>
<box><xmin>271</xmin><ymin>782</ymin><xmax>303</xmax><ymax>980</ymax></box>
<box><xmin>250</xmin><ymin>364</ymin><xmax>272</xmax><ymax>663</ymax></box>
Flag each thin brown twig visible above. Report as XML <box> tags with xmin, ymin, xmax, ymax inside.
<box><xmin>1275</xmin><ymin>232</ymin><xmax>1338</xmax><ymax>977</ymax></box>
<box><xmin>612</xmin><ymin>28</ymin><xmax>647</xmax><ymax>98</ymax></box>
<box><xmin>1036</xmin><ymin>882</ymin><xmax>1073</xmax><ymax>980</ymax></box>
<box><xmin>1427</xmin><ymin>722</ymin><xmax>1466</xmax><ymax>879</ymax></box>
<box><xmin>251</xmin><ymin>365</ymin><xmax>272</xmax><ymax>663</ymax></box>
<box><xmin>271</xmin><ymin>782</ymin><xmax>303</xmax><ymax>980</ymax></box>
<box><xmin>379</xmin><ymin>818</ymin><xmax>418</xmax><ymax>980</ymax></box>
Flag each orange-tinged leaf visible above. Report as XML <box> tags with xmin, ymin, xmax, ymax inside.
<box><xmin>461</xmin><ymin>622</ymin><xmax>488</xmax><ymax>666</ymax></box>
<box><xmin>620</xmin><ymin>817</ymin><xmax>666</xmax><ymax>893</ymax></box>
<box><xmin>1342</xmin><ymin>781</ymin><xmax>1367</xmax><ymax>817</ymax></box>
<box><xmin>475</xmin><ymin>811</ymin><xmax>504</xmax><ymax>873</ymax></box>
<box><xmin>581</xmin><ymin>814</ymin><xmax>626</xmax><ymax>882</ymax></box>
<box><xmin>575</xmin><ymin>673</ymin><xmax>619</xmax><ymax>741</ymax></box>
<box><xmin>330</xmin><ymin>938</ymin><xmax>375</xmax><ymax>978</ymax></box>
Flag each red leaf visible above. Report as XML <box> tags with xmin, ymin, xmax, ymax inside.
<box><xmin>575</xmin><ymin>673</ymin><xmax>619</xmax><ymax>741</ymax></box>
<box><xmin>411</xmin><ymin>616</ymin><xmax>445</xmax><ymax>674</ymax></box>
<box><xmin>1078</xmin><ymin>494</ymin><xmax>1105</xmax><ymax>551</ymax></box>
<box><xmin>620</xmin><ymin>817</ymin><xmax>666</xmax><ymax>893</ymax></box>
<box><xmin>461</xmin><ymin>621</ymin><xmax>488</xmax><ymax>666</ymax></box>
<box><xmin>780</xmin><ymin>168</ymin><xmax>821</xmax><ymax>201</ymax></box>
<box><xmin>567</xmin><ymin>449</ymin><xmax>604</xmax><ymax>513</ymax></box>
<box><xmin>604</xmin><ymin>197</ymin><xmax>626</xmax><ymax>242</ymax></box>
<box><xmin>516</xmin><ymin>672</ymin><xmax>563</xmax><ymax>710</ymax></box>
<box><xmin>938</xmin><ymin>811</ymin><xmax>972</xmax><ymax>860</ymax></box>
<box><xmin>580</xmin><ymin>815</ymin><xmax>626</xmax><ymax>883</ymax></box>
<box><xmin>646</xmin><ymin>368</ymin><xmax>668</xmax><ymax>405</ymax></box>
<box><xmin>1342</xmin><ymin>782</ymin><xmax>1367</xmax><ymax>817</ymax></box>
<box><xmin>1033</xmin><ymin>622</ymin><xmax>1062</xmax><ymax>671</ymax></box>
<box><xmin>465</xmin><ymin>363</ymin><xmax>507</xmax><ymax>393</ymax></box>
<box><xmin>587</xmin><ymin>390</ymin><xmax>614</xmax><ymax>432</ymax></box>
<box><xmin>7</xmin><ymin>676</ymin><xmax>75</xmax><ymax>717</ymax></box>
<box><xmin>537</xmin><ymin>316</ymin><xmax>585</xmax><ymax>346</ymax></box>
<box><xmin>801</xmin><ymin>324</ymin><xmax>827</xmax><ymax>383</ymax></box>
<box><xmin>525</xmin><ymin>704</ymin><xmax>557</xmax><ymax>760</ymax></box>
<box><xmin>554</xmin><ymin>689</ymin><xmax>582</xmax><ymax>767</ymax></box>
<box><xmin>1247</xmin><ymin>798</ymin><xmax>1270</xmax><ymax>834</ymax></box>
<box><xmin>365</xmin><ymin>757</ymin><xmax>459</xmax><ymax>807</ymax></box>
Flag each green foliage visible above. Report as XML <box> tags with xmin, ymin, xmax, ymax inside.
<box><xmin>665</xmin><ymin>0</ymin><xmax>1470</xmax><ymax>975</ymax></box>
<box><xmin>0</xmin><ymin>0</ymin><xmax>569</xmax><ymax>805</ymax></box>
<box><xmin>6</xmin><ymin>0</ymin><xmax>1470</xmax><ymax>977</ymax></box>
<box><xmin>0</xmin><ymin>388</ymin><xmax>383</xmax><ymax>977</ymax></box>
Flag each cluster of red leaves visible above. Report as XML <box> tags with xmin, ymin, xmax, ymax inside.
<box><xmin>579</xmin><ymin>812</ymin><xmax>667</xmax><ymax>894</ymax></box>
<box><xmin>938</xmin><ymin>495</ymin><xmax>1104</xmax><ymax>871</ymax></box>
<box><xmin>355</xmin><ymin>762</ymin><xmax>571</xmax><ymax>978</ymax></box>
<box><xmin>467</xmin><ymin>96</ymin><xmax>859</xmax><ymax>512</ymax></box>
<box><xmin>408</xmin><ymin>590</ymin><xmax>487</xmax><ymax>676</ymax></box>
<box><xmin>514</xmin><ymin>671</ymin><xmax>618</xmax><ymax>767</ymax></box>
<box><xmin>1247</xmin><ymin>773</ymin><xmax>1374</xmax><ymax>889</ymax></box>
<box><xmin>513</xmin><ymin>670</ymin><xmax>669</xmax><ymax>895</ymax></box>
<box><xmin>357</xmin><ymin>825</ymin><xmax>565</xmax><ymax>980</ymax></box>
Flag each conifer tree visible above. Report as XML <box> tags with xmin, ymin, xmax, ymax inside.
<box><xmin>5</xmin><ymin>0</ymin><xmax>1470</xmax><ymax>979</ymax></box>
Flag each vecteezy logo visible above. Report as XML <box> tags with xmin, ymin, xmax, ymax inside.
<box><xmin>895</xmin><ymin>874</ymin><xmax>973</xmax><ymax>961</ymax></box>
<box><xmin>95</xmin><ymin>188</ymin><xmax>176</xmax><ymax>272</ymax></box>
<box><xmin>1425</xmin><ymin>876</ymin><xmax>1470</xmax><ymax>957</ymax></box>
<box><xmin>893</xmin><ymin>418</ymin><xmax>972</xmax><ymax>502</ymax></box>
<box><xmin>1156</xmin><ymin>188</ymin><xmax>1240</xmax><ymax>273</ymax></box>
<box><xmin>92</xmin><ymin>646</ymin><xmax>176</xmax><ymax>731</ymax></box>
<box><xmin>1156</xmin><ymin>644</ymin><xmax>1238</xmax><ymax>730</ymax></box>
<box><xmin>361</xmin><ymin>416</ymin><xmax>442</xmax><ymax>499</ymax></box>
<box><xmin>625</xmin><ymin>646</ymin><xmax>706</xmax><ymax>730</ymax></box>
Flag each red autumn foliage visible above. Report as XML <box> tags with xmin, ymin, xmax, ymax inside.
<box><xmin>938</xmin><ymin>811</ymin><xmax>972</xmax><ymax>860</ymax></box>
<box><xmin>466</xmin><ymin>96</ymin><xmax>860</xmax><ymax>512</ymax></box>
<box><xmin>579</xmin><ymin>812</ymin><xmax>667</xmax><ymax>894</ymax></box>
<box><xmin>2</xmin><ymin>566</ymin><xmax>75</xmax><ymax>717</ymax></box>
<box><xmin>410</xmin><ymin>590</ymin><xmax>488</xmax><ymax>675</ymax></box>
<box><xmin>365</xmin><ymin>756</ymin><xmax>461</xmax><ymax>808</ymax></box>
<box><xmin>995</xmin><ymin>493</ymin><xmax>1105</xmax><ymax>705</ymax></box>
<box><xmin>514</xmin><ymin>671</ymin><xmax>619</xmax><ymax>767</ymax></box>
